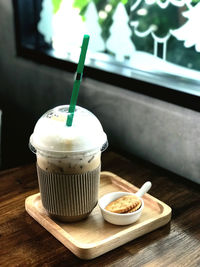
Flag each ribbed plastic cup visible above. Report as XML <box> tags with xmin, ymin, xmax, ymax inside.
<box><xmin>37</xmin><ymin>166</ymin><xmax>100</xmax><ymax>222</ymax></box>
<box><xmin>37</xmin><ymin>151</ymin><xmax>101</xmax><ymax>222</ymax></box>
<box><xmin>29</xmin><ymin>105</ymin><xmax>108</xmax><ymax>222</ymax></box>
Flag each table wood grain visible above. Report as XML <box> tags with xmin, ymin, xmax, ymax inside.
<box><xmin>0</xmin><ymin>150</ymin><xmax>200</xmax><ymax>266</ymax></box>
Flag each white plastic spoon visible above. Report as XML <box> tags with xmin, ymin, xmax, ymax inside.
<box><xmin>135</xmin><ymin>181</ymin><xmax>152</xmax><ymax>198</ymax></box>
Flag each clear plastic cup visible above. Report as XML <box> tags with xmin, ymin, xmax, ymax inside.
<box><xmin>29</xmin><ymin>105</ymin><xmax>108</xmax><ymax>222</ymax></box>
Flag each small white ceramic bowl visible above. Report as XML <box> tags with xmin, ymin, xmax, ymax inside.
<box><xmin>98</xmin><ymin>181</ymin><xmax>151</xmax><ymax>226</ymax></box>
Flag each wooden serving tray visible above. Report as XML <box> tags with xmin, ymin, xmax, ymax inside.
<box><xmin>25</xmin><ymin>171</ymin><xmax>172</xmax><ymax>260</ymax></box>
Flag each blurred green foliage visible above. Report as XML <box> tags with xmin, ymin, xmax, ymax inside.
<box><xmin>73</xmin><ymin>0</ymin><xmax>90</xmax><ymax>10</ymax></box>
<box><xmin>52</xmin><ymin>0</ymin><xmax>62</xmax><ymax>13</ymax></box>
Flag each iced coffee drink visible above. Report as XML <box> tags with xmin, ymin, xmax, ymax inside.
<box><xmin>29</xmin><ymin>105</ymin><xmax>107</xmax><ymax>222</ymax></box>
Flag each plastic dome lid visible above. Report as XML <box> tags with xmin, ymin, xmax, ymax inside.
<box><xmin>29</xmin><ymin>105</ymin><xmax>108</xmax><ymax>154</ymax></box>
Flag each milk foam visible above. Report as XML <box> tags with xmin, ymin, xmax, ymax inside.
<box><xmin>30</xmin><ymin>105</ymin><xmax>107</xmax><ymax>154</ymax></box>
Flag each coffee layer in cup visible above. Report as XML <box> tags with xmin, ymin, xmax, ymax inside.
<box><xmin>37</xmin><ymin>151</ymin><xmax>101</xmax><ymax>174</ymax></box>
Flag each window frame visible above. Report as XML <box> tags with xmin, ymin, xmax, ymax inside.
<box><xmin>12</xmin><ymin>0</ymin><xmax>200</xmax><ymax>112</ymax></box>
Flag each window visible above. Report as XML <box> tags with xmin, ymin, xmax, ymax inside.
<box><xmin>13</xmin><ymin>0</ymin><xmax>200</xmax><ymax>110</ymax></box>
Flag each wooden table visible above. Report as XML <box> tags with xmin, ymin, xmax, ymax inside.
<box><xmin>1</xmin><ymin>150</ymin><xmax>200</xmax><ymax>266</ymax></box>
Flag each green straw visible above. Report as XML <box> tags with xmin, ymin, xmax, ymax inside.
<box><xmin>66</xmin><ymin>34</ymin><xmax>90</xmax><ymax>126</ymax></box>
